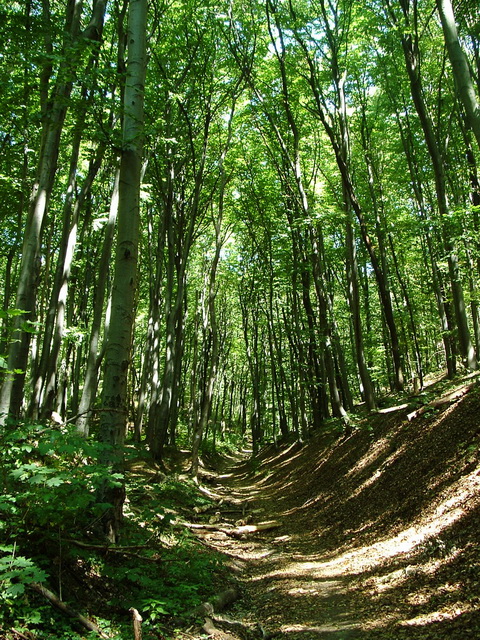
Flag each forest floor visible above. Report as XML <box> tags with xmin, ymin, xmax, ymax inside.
<box><xmin>3</xmin><ymin>373</ymin><xmax>479</xmax><ymax>640</ymax></box>
<box><xmin>182</xmin><ymin>373</ymin><xmax>480</xmax><ymax>640</ymax></box>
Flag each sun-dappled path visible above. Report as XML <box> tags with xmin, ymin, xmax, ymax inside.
<box><xmin>187</xmin><ymin>386</ymin><xmax>480</xmax><ymax>640</ymax></box>
<box><xmin>201</xmin><ymin>456</ymin><xmax>362</xmax><ymax>639</ymax></box>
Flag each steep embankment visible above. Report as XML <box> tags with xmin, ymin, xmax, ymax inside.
<box><xmin>197</xmin><ymin>376</ymin><xmax>480</xmax><ymax>640</ymax></box>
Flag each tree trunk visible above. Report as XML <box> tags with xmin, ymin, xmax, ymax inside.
<box><xmin>0</xmin><ymin>0</ymin><xmax>107</xmax><ymax>424</ymax></box>
<box><xmin>345</xmin><ymin>213</ymin><xmax>377</xmax><ymax>410</ymax></box>
<box><xmin>76</xmin><ymin>169</ymin><xmax>119</xmax><ymax>435</ymax></box>
<box><xmin>98</xmin><ymin>0</ymin><xmax>147</xmax><ymax>542</ymax></box>
<box><xmin>400</xmin><ymin>19</ymin><xmax>477</xmax><ymax>370</ymax></box>
<box><xmin>191</xmin><ymin>247</ymin><xmax>221</xmax><ymax>476</ymax></box>
<box><xmin>436</xmin><ymin>0</ymin><xmax>480</xmax><ymax>151</ymax></box>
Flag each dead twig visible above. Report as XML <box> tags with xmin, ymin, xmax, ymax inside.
<box><xmin>64</xmin><ymin>539</ymin><xmax>150</xmax><ymax>551</ymax></box>
<box><xmin>11</xmin><ymin>629</ymin><xmax>37</xmax><ymax>640</ymax></box>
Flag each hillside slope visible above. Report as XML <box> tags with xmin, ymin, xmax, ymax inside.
<box><xmin>205</xmin><ymin>376</ymin><xmax>480</xmax><ymax>639</ymax></box>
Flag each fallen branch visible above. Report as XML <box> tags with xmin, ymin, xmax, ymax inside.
<box><xmin>64</xmin><ymin>539</ymin><xmax>149</xmax><ymax>551</ymax></box>
<box><xmin>11</xmin><ymin>629</ymin><xmax>36</xmax><ymax>640</ymax></box>
<box><xmin>64</xmin><ymin>539</ymin><xmax>159</xmax><ymax>562</ymax></box>
<box><xmin>182</xmin><ymin>520</ymin><xmax>280</xmax><ymax>538</ymax></box>
<box><xmin>233</xmin><ymin>521</ymin><xmax>280</xmax><ymax>536</ymax></box>
<box><xmin>194</xmin><ymin>505</ymin><xmax>246</xmax><ymax>516</ymax></box>
<box><xmin>209</xmin><ymin>613</ymin><xmax>259</xmax><ymax>637</ymax></box>
<box><xmin>181</xmin><ymin>522</ymin><xmax>224</xmax><ymax>531</ymax></box>
<box><xmin>202</xmin><ymin>617</ymin><xmax>237</xmax><ymax>640</ymax></box>
<box><xmin>407</xmin><ymin>382</ymin><xmax>476</xmax><ymax>421</ymax></box>
<box><xmin>193</xmin><ymin>587</ymin><xmax>239</xmax><ymax>617</ymax></box>
<box><xmin>28</xmin><ymin>583</ymin><xmax>109</xmax><ymax>638</ymax></box>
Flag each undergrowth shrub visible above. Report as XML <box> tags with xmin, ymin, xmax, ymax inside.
<box><xmin>0</xmin><ymin>421</ymin><xmax>122</xmax><ymax>634</ymax></box>
<box><xmin>0</xmin><ymin>422</ymin><xmax>225</xmax><ymax>639</ymax></box>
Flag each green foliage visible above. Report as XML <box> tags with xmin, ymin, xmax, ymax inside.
<box><xmin>0</xmin><ymin>546</ymin><xmax>47</xmax><ymax>597</ymax></box>
<box><xmin>0</xmin><ymin>422</ymin><xmax>122</xmax><ymax>632</ymax></box>
<box><xmin>201</xmin><ymin>428</ymin><xmax>246</xmax><ymax>459</ymax></box>
<box><xmin>104</xmin><ymin>541</ymin><xmax>221</xmax><ymax>624</ymax></box>
<box><xmin>0</xmin><ymin>422</ymin><xmax>121</xmax><ymax>538</ymax></box>
<box><xmin>0</xmin><ymin>422</ymin><xmax>225</xmax><ymax>638</ymax></box>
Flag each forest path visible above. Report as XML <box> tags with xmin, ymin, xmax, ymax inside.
<box><xmin>188</xmin><ymin>385</ymin><xmax>480</xmax><ymax>640</ymax></box>
<box><xmin>193</xmin><ymin>450</ymin><xmax>364</xmax><ymax>640</ymax></box>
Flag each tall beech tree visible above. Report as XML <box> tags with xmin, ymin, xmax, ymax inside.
<box><xmin>383</xmin><ymin>0</ymin><xmax>477</xmax><ymax>371</ymax></box>
<box><xmin>436</xmin><ymin>0</ymin><xmax>480</xmax><ymax>151</ymax></box>
<box><xmin>0</xmin><ymin>0</ymin><xmax>108</xmax><ymax>424</ymax></box>
<box><xmin>98</xmin><ymin>0</ymin><xmax>147</xmax><ymax>541</ymax></box>
<box><xmin>288</xmin><ymin>0</ymin><xmax>405</xmax><ymax>392</ymax></box>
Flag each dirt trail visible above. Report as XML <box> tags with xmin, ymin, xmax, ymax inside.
<box><xmin>191</xmin><ymin>385</ymin><xmax>480</xmax><ymax>640</ymax></box>
<box><xmin>199</xmin><ymin>458</ymin><xmax>363</xmax><ymax>640</ymax></box>
<box><xmin>211</xmin><ymin>471</ymin><xmax>360</xmax><ymax>640</ymax></box>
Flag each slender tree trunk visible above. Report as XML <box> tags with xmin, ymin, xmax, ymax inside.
<box><xmin>392</xmin><ymin>97</ymin><xmax>457</xmax><ymax>376</ymax></box>
<box><xmin>191</xmin><ymin>233</ymin><xmax>222</xmax><ymax>477</ymax></box>
<box><xmin>0</xmin><ymin>0</ymin><xmax>108</xmax><ymax>423</ymax></box>
<box><xmin>30</xmin><ymin>130</ymin><xmax>106</xmax><ymax>420</ymax></box>
<box><xmin>310</xmin><ymin>228</ymin><xmax>349</xmax><ymax>419</ymax></box>
<box><xmin>1</xmin><ymin>0</ymin><xmax>32</xmax><ymax>357</ymax></box>
<box><xmin>98</xmin><ymin>0</ymin><xmax>147</xmax><ymax>542</ymax></box>
<box><xmin>345</xmin><ymin>213</ymin><xmax>377</xmax><ymax>410</ymax></box>
<box><xmin>397</xmin><ymin>3</ymin><xmax>477</xmax><ymax>370</ymax></box>
<box><xmin>388</xmin><ymin>234</ymin><xmax>424</xmax><ymax>388</ymax></box>
<box><xmin>76</xmin><ymin>169</ymin><xmax>119</xmax><ymax>435</ymax></box>
<box><xmin>436</xmin><ymin>0</ymin><xmax>480</xmax><ymax>150</ymax></box>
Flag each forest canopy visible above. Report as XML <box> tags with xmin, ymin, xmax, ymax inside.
<box><xmin>1</xmin><ymin>0</ymin><xmax>480</xmax><ymax>545</ymax></box>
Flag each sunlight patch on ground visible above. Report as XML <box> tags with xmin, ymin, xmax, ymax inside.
<box><xmin>346</xmin><ymin>436</ymin><xmax>393</xmax><ymax>477</ymax></box>
<box><xmin>281</xmin><ymin>620</ymin><xmax>359</xmax><ymax>634</ymax></box>
<box><xmin>370</xmin><ymin>551</ymin><xmax>462</xmax><ymax>594</ymax></box>
<box><xmin>286</xmin><ymin>580</ymin><xmax>343</xmax><ymax>597</ymax></box>
<box><xmin>287</xmin><ymin>586</ymin><xmax>318</xmax><ymax>596</ymax></box>
<box><xmin>252</xmin><ymin>467</ymin><xmax>479</xmax><ymax>582</ymax></box>
<box><xmin>401</xmin><ymin>602</ymin><xmax>479</xmax><ymax>627</ymax></box>
<box><xmin>348</xmin><ymin>442</ymin><xmax>408</xmax><ymax>499</ymax></box>
<box><xmin>405</xmin><ymin>582</ymin><xmax>461</xmax><ymax>605</ymax></box>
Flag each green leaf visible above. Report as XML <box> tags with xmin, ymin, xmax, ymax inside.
<box><xmin>6</xmin><ymin>582</ymin><xmax>25</xmax><ymax>596</ymax></box>
<box><xmin>45</xmin><ymin>476</ymin><xmax>65</xmax><ymax>487</ymax></box>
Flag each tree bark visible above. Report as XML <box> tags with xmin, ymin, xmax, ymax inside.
<box><xmin>436</xmin><ymin>0</ymin><xmax>480</xmax><ymax>151</ymax></box>
<box><xmin>0</xmin><ymin>0</ymin><xmax>106</xmax><ymax>424</ymax></box>
<box><xmin>191</xmin><ymin>223</ymin><xmax>223</xmax><ymax>476</ymax></box>
<box><xmin>399</xmin><ymin>8</ymin><xmax>477</xmax><ymax>370</ymax></box>
<box><xmin>76</xmin><ymin>169</ymin><xmax>119</xmax><ymax>435</ymax></box>
<box><xmin>98</xmin><ymin>0</ymin><xmax>147</xmax><ymax>542</ymax></box>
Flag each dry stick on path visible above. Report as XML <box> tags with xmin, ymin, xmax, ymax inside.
<box><xmin>182</xmin><ymin>520</ymin><xmax>281</xmax><ymax>539</ymax></box>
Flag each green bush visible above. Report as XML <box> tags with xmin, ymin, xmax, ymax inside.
<box><xmin>0</xmin><ymin>422</ymin><xmax>225</xmax><ymax>639</ymax></box>
<box><xmin>0</xmin><ymin>421</ymin><xmax>121</xmax><ymax>632</ymax></box>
